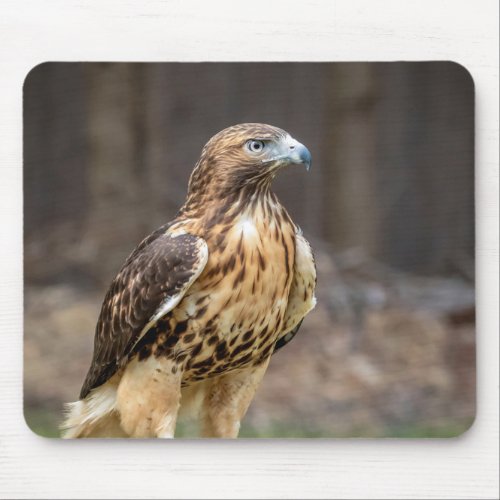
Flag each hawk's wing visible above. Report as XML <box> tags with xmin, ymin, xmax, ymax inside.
<box><xmin>274</xmin><ymin>231</ymin><xmax>316</xmax><ymax>353</ymax></box>
<box><xmin>274</xmin><ymin>319</ymin><xmax>303</xmax><ymax>352</ymax></box>
<box><xmin>79</xmin><ymin>229</ymin><xmax>208</xmax><ymax>399</ymax></box>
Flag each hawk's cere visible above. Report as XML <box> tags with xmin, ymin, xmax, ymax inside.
<box><xmin>62</xmin><ymin>123</ymin><xmax>317</xmax><ymax>438</ymax></box>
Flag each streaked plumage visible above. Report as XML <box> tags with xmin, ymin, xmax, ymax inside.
<box><xmin>62</xmin><ymin>123</ymin><xmax>316</xmax><ymax>438</ymax></box>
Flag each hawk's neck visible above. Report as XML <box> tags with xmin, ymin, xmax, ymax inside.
<box><xmin>180</xmin><ymin>185</ymin><xmax>294</xmax><ymax>235</ymax></box>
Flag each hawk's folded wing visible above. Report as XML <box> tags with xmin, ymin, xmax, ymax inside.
<box><xmin>274</xmin><ymin>232</ymin><xmax>316</xmax><ymax>353</ymax></box>
<box><xmin>79</xmin><ymin>229</ymin><xmax>208</xmax><ymax>399</ymax></box>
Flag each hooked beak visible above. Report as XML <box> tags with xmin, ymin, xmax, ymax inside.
<box><xmin>261</xmin><ymin>135</ymin><xmax>312</xmax><ymax>171</ymax></box>
<box><xmin>278</xmin><ymin>136</ymin><xmax>312</xmax><ymax>171</ymax></box>
<box><xmin>287</xmin><ymin>139</ymin><xmax>312</xmax><ymax>171</ymax></box>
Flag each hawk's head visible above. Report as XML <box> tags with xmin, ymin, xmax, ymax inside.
<box><xmin>186</xmin><ymin>123</ymin><xmax>311</xmax><ymax>201</ymax></box>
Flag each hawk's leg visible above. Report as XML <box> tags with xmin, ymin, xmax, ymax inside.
<box><xmin>200</xmin><ymin>357</ymin><xmax>271</xmax><ymax>438</ymax></box>
<box><xmin>116</xmin><ymin>356</ymin><xmax>182</xmax><ymax>438</ymax></box>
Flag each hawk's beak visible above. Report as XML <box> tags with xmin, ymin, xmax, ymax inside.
<box><xmin>283</xmin><ymin>137</ymin><xmax>312</xmax><ymax>171</ymax></box>
<box><xmin>263</xmin><ymin>136</ymin><xmax>312</xmax><ymax>171</ymax></box>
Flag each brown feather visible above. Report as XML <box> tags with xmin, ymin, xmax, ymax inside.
<box><xmin>79</xmin><ymin>231</ymin><xmax>207</xmax><ymax>398</ymax></box>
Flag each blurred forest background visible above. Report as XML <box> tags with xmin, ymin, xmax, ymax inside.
<box><xmin>24</xmin><ymin>62</ymin><xmax>475</xmax><ymax>437</ymax></box>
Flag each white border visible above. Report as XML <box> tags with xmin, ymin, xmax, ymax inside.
<box><xmin>1</xmin><ymin>1</ymin><xmax>498</xmax><ymax>498</ymax></box>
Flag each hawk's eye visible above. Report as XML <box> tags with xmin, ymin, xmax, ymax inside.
<box><xmin>246</xmin><ymin>140</ymin><xmax>265</xmax><ymax>153</ymax></box>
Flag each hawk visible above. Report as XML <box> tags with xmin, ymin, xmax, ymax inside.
<box><xmin>62</xmin><ymin>123</ymin><xmax>316</xmax><ymax>438</ymax></box>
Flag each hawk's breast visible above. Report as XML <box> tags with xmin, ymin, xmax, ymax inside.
<box><xmin>169</xmin><ymin>201</ymin><xmax>296</xmax><ymax>383</ymax></box>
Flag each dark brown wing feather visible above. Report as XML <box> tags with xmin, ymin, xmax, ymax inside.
<box><xmin>79</xmin><ymin>229</ymin><xmax>208</xmax><ymax>399</ymax></box>
<box><xmin>273</xmin><ymin>320</ymin><xmax>303</xmax><ymax>353</ymax></box>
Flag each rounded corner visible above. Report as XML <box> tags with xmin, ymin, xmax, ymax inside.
<box><xmin>23</xmin><ymin>407</ymin><xmax>61</xmax><ymax>439</ymax></box>
<box><xmin>22</xmin><ymin>61</ymin><xmax>54</xmax><ymax>94</ymax></box>
<box><xmin>444</xmin><ymin>413</ymin><xmax>477</xmax><ymax>439</ymax></box>
<box><xmin>444</xmin><ymin>60</ymin><xmax>475</xmax><ymax>94</ymax></box>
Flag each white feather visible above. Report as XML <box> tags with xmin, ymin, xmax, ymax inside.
<box><xmin>150</xmin><ymin>294</ymin><xmax>184</xmax><ymax>323</ymax></box>
<box><xmin>236</xmin><ymin>216</ymin><xmax>258</xmax><ymax>238</ymax></box>
<box><xmin>61</xmin><ymin>381</ymin><xmax>119</xmax><ymax>437</ymax></box>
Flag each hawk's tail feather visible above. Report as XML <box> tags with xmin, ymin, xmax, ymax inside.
<box><xmin>61</xmin><ymin>381</ymin><xmax>126</xmax><ymax>438</ymax></box>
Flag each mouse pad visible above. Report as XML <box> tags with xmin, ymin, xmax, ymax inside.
<box><xmin>23</xmin><ymin>62</ymin><xmax>475</xmax><ymax>438</ymax></box>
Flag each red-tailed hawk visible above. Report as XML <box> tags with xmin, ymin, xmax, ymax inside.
<box><xmin>62</xmin><ymin>123</ymin><xmax>316</xmax><ymax>438</ymax></box>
